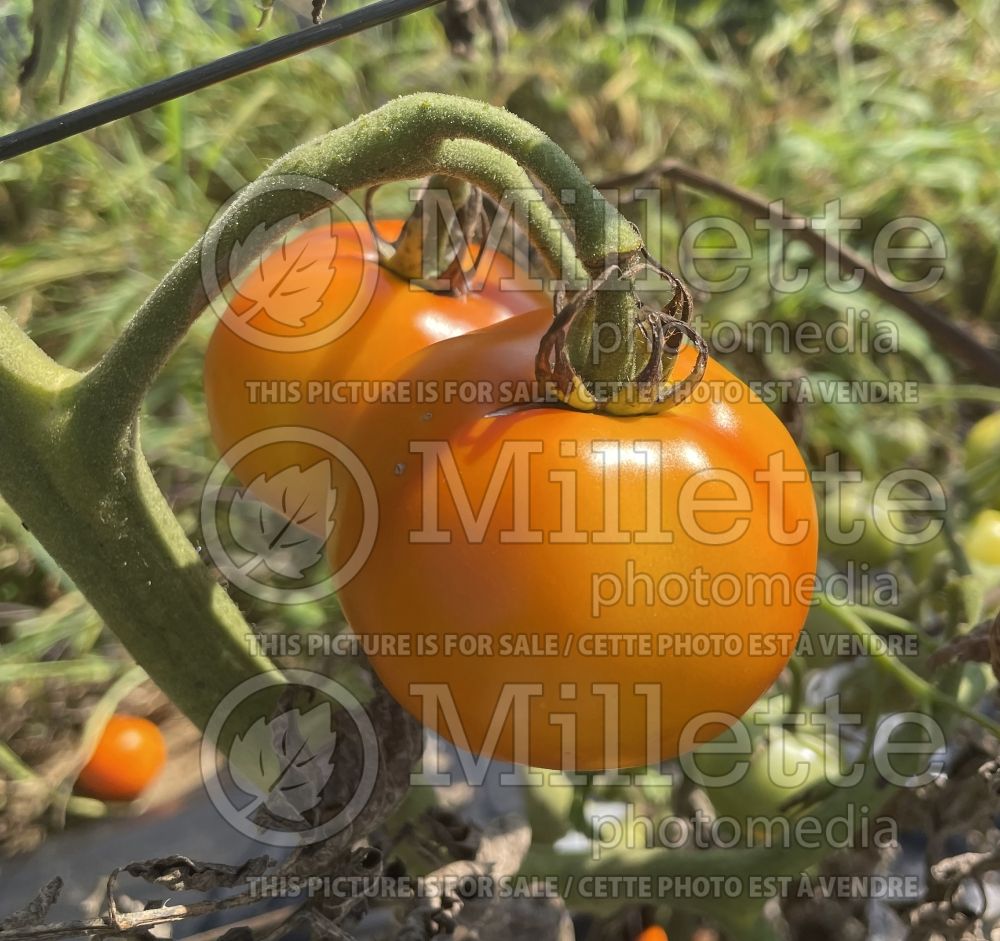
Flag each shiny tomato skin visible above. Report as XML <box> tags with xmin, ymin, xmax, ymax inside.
<box><xmin>75</xmin><ymin>715</ymin><xmax>167</xmax><ymax>802</ymax></box>
<box><xmin>204</xmin><ymin>219</ymin><xmax>547</xmax><ymax>533</ymax></box>
<box><xmin>331</xmin><ymin>309</ymin><xmax>818</xmax><ymax>771</ymax></box>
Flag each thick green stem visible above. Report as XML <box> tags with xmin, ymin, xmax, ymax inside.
<box><xmin>73</xmin><ymin>93</ymin><xmax>641</xmax><ymax>451</ymax></box>
<box><xmin>0</xmin><ymin>310</ymin><xmax>279</xmax><ymax>740</ymax></box>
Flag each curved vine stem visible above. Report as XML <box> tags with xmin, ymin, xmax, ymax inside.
<box><xmin>0</xmin><ymin>311</ymin><xmax>281</xmax><ymax>745</ymax></box>
<box><xmin>72</xmin><ymin>93</ymin><xmax>643</xmax><ymax>453</ymax></box>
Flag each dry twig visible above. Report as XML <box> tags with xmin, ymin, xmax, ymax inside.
<box><xmin>597</xmin><ymin>160</ymin><xmax>1000</xmax><ymax>384</ymax></box>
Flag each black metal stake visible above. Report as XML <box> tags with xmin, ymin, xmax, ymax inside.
<box><xmin>0</xmin><ymin>0</ymin><xmax>446</xmax><ymax>162</ymax></box>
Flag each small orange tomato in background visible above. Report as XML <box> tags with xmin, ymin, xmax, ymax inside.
<box><xmin>75</xmin><ymin>715</ymin><xmax>167</xmax><ymax>802</ymax></box>
<box><xmin>636</xmin><ymin>927</ymin><xmax>669</xmax><ymax>941</ymax></box>
<box><xmin>204</xmin><ymin>218</ymin><xmax>547</xmax><ymax>535</ymax></box>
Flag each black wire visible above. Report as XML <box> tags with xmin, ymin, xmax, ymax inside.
<box><xmin>0</xmin><ymin>0</ymin><xmax>446</xmax><ymax>163</ymax></box>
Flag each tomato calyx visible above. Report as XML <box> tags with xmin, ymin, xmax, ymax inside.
<box><xmin>536</xmin><ymin>247</ymin><xmax>710</xmax><ymax>416</ymax></box>
<box><xmin>363</xmin><ymin>166</ymin><xmax>710</xmax><ymax>417</ymax></box>
<box><xmin>371</xmin><ymin>176</ymin><xmax>490</xmax><ymax>297</ymax></box>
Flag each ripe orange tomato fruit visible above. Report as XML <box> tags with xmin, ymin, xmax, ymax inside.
<box><xmin>331</xmin><ymin>309</ymin><xmax>818</xmax><ymax>771</ymax></box>
<box><xmin>204</xmin><ymin>218</ymin><xmax>547</xmax><ymax>534</ymax></box>
<box><xmin>636</xmin><ymin>927</ymin><xmax>669</xmax><ymax>941</ymax></box>
<box><xmin>76</xmin><ymin>715</ymin><xmax>167</xmax><ymax>801</ymax></box>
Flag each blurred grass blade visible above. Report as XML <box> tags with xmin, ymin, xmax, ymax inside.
<box><xmin>18</xmin><ymin>0</ymin><xmax>84</xmax><ymax>102</ymax></box>
<box><xmin>0</xmin><ymin>658</ymin><xmax>121</xmax><ymax>685</ymax></box>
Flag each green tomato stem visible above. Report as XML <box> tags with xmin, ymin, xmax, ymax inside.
<box><xmin>917</xmin><ymin>385</ymin><xmax>1000</xmax><ymax>405</ymax></box>
<box><xmin>0</xmin><ymin>740</ymin><xmax>34</xmax><ymax>781</ymax></box>
<box><xmin>850</xmin><ymin>604</ymin><xmax>924</xmax><ymax>636</ymax></box>
<box><xmin>382</xmin><ymin>173</ymin><xmax>472</xmax><ymax>282</ymax></box>
<box><xmin>818</xmin><ymin>596</ymin><xmax>1000</xmax><ymax>738</ymax></box>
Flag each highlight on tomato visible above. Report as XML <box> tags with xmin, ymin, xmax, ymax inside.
<box><xmin>75</xmin><ymin>714</ymin><xmax>167</xmax><ymax>802</ymax></box>
<box><xmin>330</xmin><ymin>308</ymin><xmax>819</xmax><ymax>771</ymax></box>
<box><xmin>204</xmin><ymin>215</ymin><xmax>547</xmax><ymax>535</ymax></box>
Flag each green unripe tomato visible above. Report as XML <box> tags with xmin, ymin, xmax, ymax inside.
<box><xmin>963</xmin><ymin>509</ymin><xmax>1000</xmax><ymax>568</ymax></box>
<box><xmin>520</xmin><ymin>767</ymin><xmax>574</xmax><ymax>844</ymax></box>
<box><xmin>798</xmin><ymin>604</ymin><xmax>847</xmax><ymax>668</ymax></box>
<box><xmin>964</xmin><ymin>412</ymin><xmax>1000</xmax><ymax>509</ymax></box>
<box><xmin>905</xmin><ymin>529</ymin><xmax>949</xmax><ymax>581</ymax></box>
<box><xmin>872</xmin><ymin>415</ymin><xmax>932</xmax><ymax>468</ymax></box>
<box><xmin>958</xmin><ymin>662</ymin><xmax>993</xmax><ymax>708</ymax></box>
<box><xmin>697</xmin><ymin>725</ymin><xmax>829</xmax><ymax>823</ymax></box>
<box><xmin>821</xmin><ymin>484</ymin><xmax>897</xmax><ymax>566</ymax></box>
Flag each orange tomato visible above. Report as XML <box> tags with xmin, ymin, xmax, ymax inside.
<box><xmin>331</xmin><ymin>310</ymin><xmax>818</xmax><ymax>771</ymax></box>
<box><xmin>636</xmin><ymin>928</ymin><xmax>669</xmax><ymax>941</ymax></box>
<box><xmin>76</xmin><ymin>715</ymin><xmax>167</xmax><ymax>801</ymax></box>
<box><xmin>204</xmin><ymin>218</ymin><xmax>547</xmax><ymax>534</ymax></box>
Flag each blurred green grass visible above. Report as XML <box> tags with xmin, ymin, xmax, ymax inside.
<box><xmin>0</xmin><ymin>0</ymin><xmax>998</xmax><ymax>802</ymax></box>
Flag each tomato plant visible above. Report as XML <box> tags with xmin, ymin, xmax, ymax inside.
<box><xmin>75</xmin><ymin>715</ymin><xmax>167</xmax><ymax>802</ymax></box>
<box><xmin>204</xmin><ymin>218</ymin><xmax>547</xmax><ymax>533</ymax></box>
<box><xmin>330</xmin><ymin>309</ymin><xmax>818</xmax><ymax>771</ymax></box>
<box><xmin>0</xmin><ymin>88</ymin><xmax>886</xmax><ymax>936</ymax></box>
